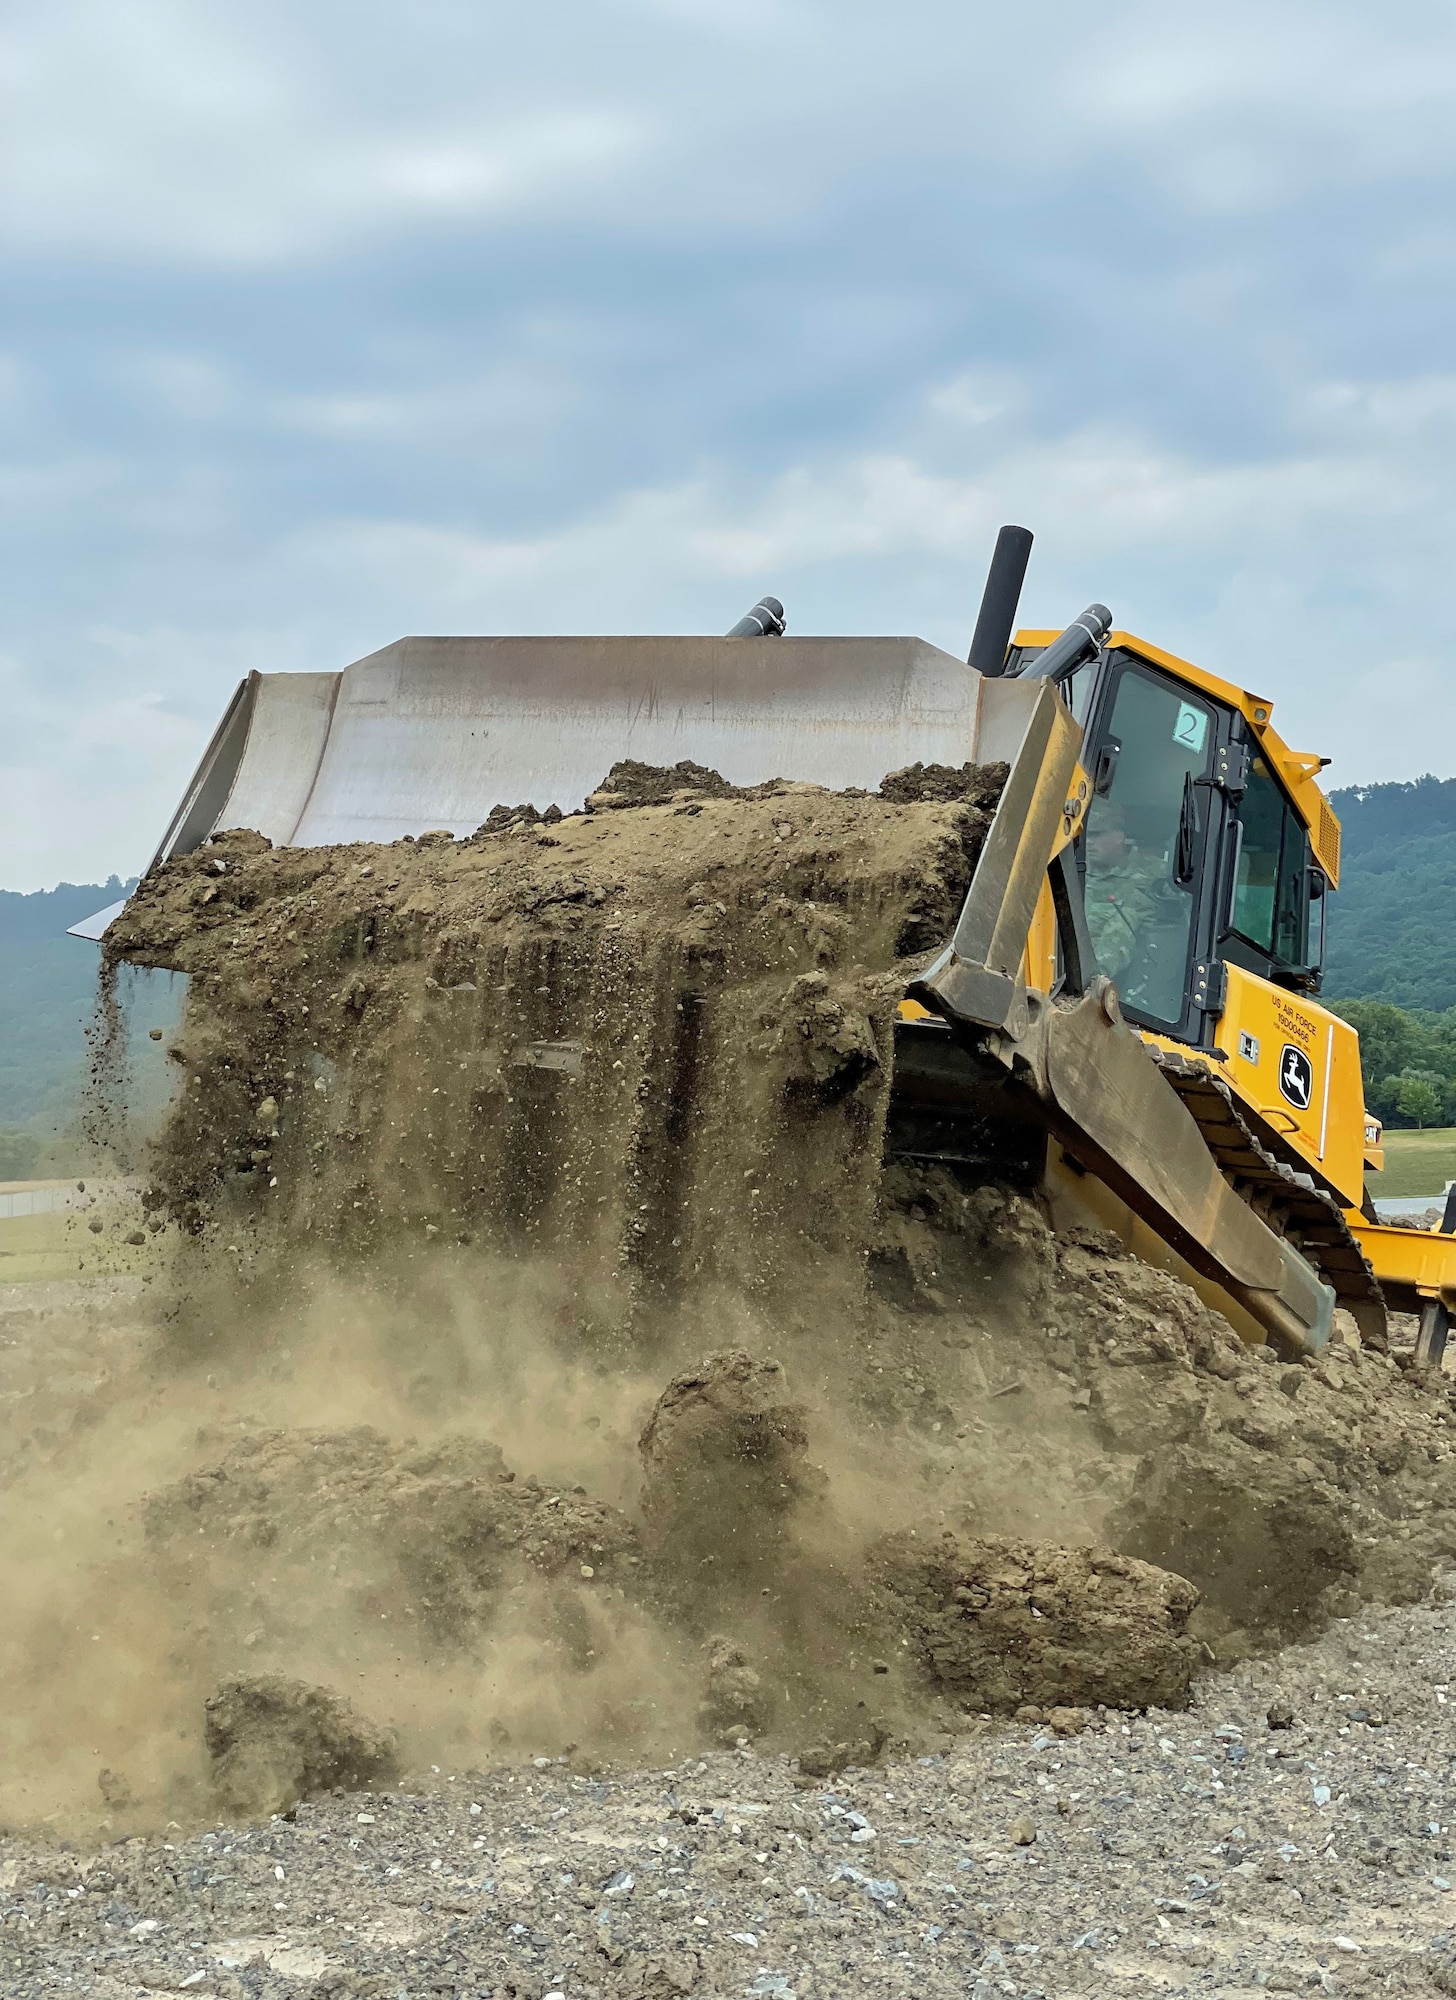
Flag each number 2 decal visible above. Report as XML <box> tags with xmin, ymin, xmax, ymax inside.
<box><xmin>1173</xmin><ymin>702</ymin><xmax>1208</xmax><ymax>755</ymax></box>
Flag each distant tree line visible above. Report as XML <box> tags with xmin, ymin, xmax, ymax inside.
<box><xmin>1327</xmin><ymin>999</ymin><xmax>1456</xmax><ymax>1130</ymax></box>
<box><xmin>1317</xmin><ymin>776</ymin><xmax>1456</xmax><ymax>1126</ymax></box>
<box><xmin>0</xmin><ymin>1129</ymin><xmax>44</xmax><ymax>1181</ymax></box>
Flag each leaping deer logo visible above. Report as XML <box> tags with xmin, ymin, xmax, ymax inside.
<box><xmin>1279</xmin><ymin>1044</ymin><xmax>1313</xmax><ymax>1111</ymax></box>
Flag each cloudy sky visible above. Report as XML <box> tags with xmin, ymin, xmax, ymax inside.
<box><xmin>5</xmin><ymin>0</ymin><xmax>1456</xmax><ymax>889</ymax></box>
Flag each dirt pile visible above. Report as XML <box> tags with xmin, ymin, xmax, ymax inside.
<box><xmin>872</xmin><ymin>1531</ymin><xmax>1201</xmax><ymax>1712</ymax></box>
<box><xmin>103</xmin><ymin>766</ymin><xmax>1004</xmax><ymax>1328</ymax></box>
<box><xmin>7</xmin><ymin>757</ymin><xmax>1456</xmax><ymax>1835</ymax></box>
<box><xmin>204</xmin><ymin>1673</ymin><xmax>397</xmax><ymax>1816</ymax></box>
<box><xmin>144</xmin><ymin>1423</ymin><xmax>640</xmax><ymax>1648</ymax></box>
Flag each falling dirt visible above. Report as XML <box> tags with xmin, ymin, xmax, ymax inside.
<box><xmin>4</xmin><ymin>762</ymin><xmax>1456</xmax><ymax>1843</ymax></box>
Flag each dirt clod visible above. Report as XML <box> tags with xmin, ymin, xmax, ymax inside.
<box><xmin>878</xmin><ymin>759</ymin><xmax>1008</xmax><ymax>805</ymax></box>
<box><xmin>874</xmin><ymin>1531</ymin><xmax>1201</xmax><ymax>1713</ymax></box>
<box><xmin>639</xmin><ymin>1351</ymin><xmax>812</xmax><ymax>1592</ymax></box>
<box><xmin>697</xmin><ymin>1635</ymin><xmax>770</xmax><ymax>1744</ymax></box>
<box><xmin>145</xmin><ymin>1424</ymin><xmax>639</xmax><ymax>1645</ymax></box>
<box><xmin>1114</xmin><ymin>1441</ymin><xmax>1358</xmax><ymax>1643</ymax></box>
<box><xmin>203</xmin><ymin>1673</ymin><xmax>398</xmax><ymax>1815</ymax></box>
<box><xmin>96</xmin><ymin>1766</ymin><xmax>133</xmax><ymax>1809</ymax></box>
<box><xmin>590</xmin><ymin>759</ymin><xmax>741</xmax><ymax>807</ymax></box>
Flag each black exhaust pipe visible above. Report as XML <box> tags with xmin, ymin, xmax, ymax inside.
<box><xmin>726</xmin><ymin>595</ymin><xmax>786</xmax><ymax>638</ymax></box>
<box><xmin>968</xmin><ymin>524</ymin><xmax>1034</xmax><ymax>676</ymax></box>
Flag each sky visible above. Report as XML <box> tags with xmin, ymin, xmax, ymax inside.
<box><xmin>5</xmin><ymin>0</ymin><xmax>1456</xmax><ymax>889</ymax></box>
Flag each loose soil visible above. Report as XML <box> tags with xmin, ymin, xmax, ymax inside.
<box><xmin>4</xmin><ymin>764</ymin><xmax>1456</xmax><ymax>1994</ymax></box>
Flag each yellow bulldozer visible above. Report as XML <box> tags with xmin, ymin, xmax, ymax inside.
<box><xmin>74</xmin><ymin>526</ymin><xmax>1456</xmax><ymax>1362</ymax></box>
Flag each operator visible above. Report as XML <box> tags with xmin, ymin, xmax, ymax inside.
<box><xmin>1082</xmin><ymin>804</ymin><xmax>1175</xmax><ymax>980</ymax></box>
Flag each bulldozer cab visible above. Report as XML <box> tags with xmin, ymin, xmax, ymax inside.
<box><xmin>1011</xmin><ymin>632</ymin><xmax>1333</xmax><ymax>1052</ymax></box>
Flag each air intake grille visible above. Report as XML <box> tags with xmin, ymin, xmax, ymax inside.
<box><xmin>1318</xmin><ymin>797</ymin><xmax>1341</xmax><ymax>881</ymax></box>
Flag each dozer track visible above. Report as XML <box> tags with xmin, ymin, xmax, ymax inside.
<box><xmin>1146</xmin><ymin>1046</ymin><xmax>1386</xmax><ymax>1345</ymax></box>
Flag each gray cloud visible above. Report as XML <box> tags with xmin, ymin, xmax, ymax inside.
<box><xmin>4</xmin><ymin>0</ymin><xmax>1456</xmax><ymax>884</ymax></box>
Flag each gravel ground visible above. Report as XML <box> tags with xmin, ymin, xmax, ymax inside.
<box><xmin>6</xmin><ymin>1592</ymin><xmax>1456</xmax><ymax>2000</ymax></box>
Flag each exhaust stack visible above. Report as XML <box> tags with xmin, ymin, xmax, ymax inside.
<box><xmin>968</xmin><ymin>525</ymin><xmax>1034</xmax><ymax>676</ymax></box>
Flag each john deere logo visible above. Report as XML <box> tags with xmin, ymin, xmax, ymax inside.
<box><xmin>1279</xmin><ymin>1044</ymin><xmax>1313</xmax><ymax>1111</ymax></box>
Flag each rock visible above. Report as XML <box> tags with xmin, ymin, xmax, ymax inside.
<box><xmin>254</xmin><ymin>1096</ymin><xmax>279</xmax><ymax>1135</ymax></box>
<box><xmin>1009</xmin><ymin>1814</ymin><xmax>1037</xmax><ymax>1846</ymax></box>
<box><xmin>204</xmin><ymin>1674</ymin><xmax>397</xmax><ymax>1817</ymax></box>
<box><xmin>1048</xmin><ymin>1705</ymin><xmax>1089</xmax><ymax>1735</ymax></box>
<box><xmin>872</xmin><ymin>1531</ymin><xmax>1200</xmax><ymax>1712</ymax></box>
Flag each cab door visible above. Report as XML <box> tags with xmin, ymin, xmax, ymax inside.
<box><xmin>1074</xmin><ymin>651</ymin><xmax>1227</xmax><ymax>1041</ymax></box>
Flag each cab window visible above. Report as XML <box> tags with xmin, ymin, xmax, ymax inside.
<box><xmin>1230</xmin><ymin>758</ymin><xmax>1310</xmax><ymax>972</ymax></box>
<box><xmin>1081</xmin><ymin>664</ymin><xmax>1214</xmax><ymax>1028</ymax></box>
<box><xmin>1231</xmin><ymin>763</ymin><xmax>1282</xmax><ymax>953</ymax></box>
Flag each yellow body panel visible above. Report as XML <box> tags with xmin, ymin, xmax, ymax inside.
<box><xmin>1140</xmin><ymin>964</ymin><xmax>1368</xmax><ymax>1210</ymax></box>
<box><xmin>1348</xmin><ymin>1220</ymin><xmax>1456</xmax><ymax>1308</ymax></box>
<box><xmin>1025</xmin><ymin>877</ymin><xmax>1059</xmax><ymax>996</ymax></box>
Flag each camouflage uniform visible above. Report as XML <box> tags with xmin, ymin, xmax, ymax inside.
<box><xmin>1084</xmin><ymin>851</ymin><xmax>1173</xmax><ymax>979</ymax></box>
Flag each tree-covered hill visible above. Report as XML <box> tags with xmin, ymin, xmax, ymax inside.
<box><xmin>1324</xmin><ymin>777</ymin><xmax>1456</xmax><ymax>1011</ymax></box>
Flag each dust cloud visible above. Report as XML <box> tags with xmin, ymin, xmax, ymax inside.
<box><xmin>5</xmin><ymin>763</ymin><xmax>1456</xmax><ymax>1839</ymax></box>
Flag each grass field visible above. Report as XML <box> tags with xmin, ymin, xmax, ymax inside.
<box><xmin>0</xmin><ymin>1204</ymin><xmax>169</xmax><ymax>1284</ymax></box>
<box><xmin>1374</xmin><ymin>1126</ymin><xmax>1456</xmax><ymax>1199</ymax></box>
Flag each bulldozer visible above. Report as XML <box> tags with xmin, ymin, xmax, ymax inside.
<box><xmin>73</xmin><ymin>527</ymin><xmax>1456</xmax><ymax>1363</ymax></box>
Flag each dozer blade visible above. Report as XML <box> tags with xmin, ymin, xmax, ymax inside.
<box><xmin>141</xmin><ymin>635</ymin><xmax>1060</xmax><ymax>864</ymax></box>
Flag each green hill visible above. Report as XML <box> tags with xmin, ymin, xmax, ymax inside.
<box><xmin>1325</xmin><ymin>777</ymin><xmax>1456</xmax><ymax>1010</ymax></box>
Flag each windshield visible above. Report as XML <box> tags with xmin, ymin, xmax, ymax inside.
<box><xmin>1082</xmin><ymin>664</ymin><xmax>1214</xmax><ymax>1027</ymax></box>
